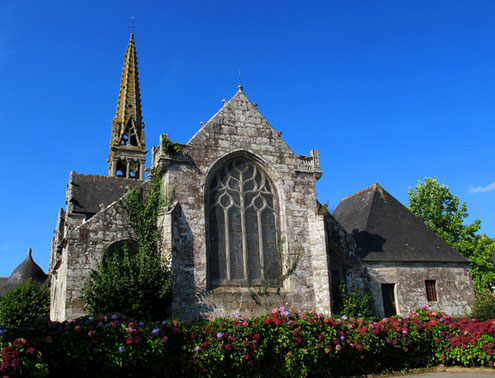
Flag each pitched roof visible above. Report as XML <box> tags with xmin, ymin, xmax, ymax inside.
<box><xmin>0</xmin><ymin>277</ymin><xmax>10</xmax><ymax>296</ymax></box>
<box><xmin>68</xmin><ymin>172</ymin><xmax>142</xmax><ymax>215</ymax></box>
<box><xmin>8</xmin><ymin>248</ymin><xmax>47</xmax><ymax>287</ymax></box>
<box><xmin>333</xmin><ymin>184</ymin><xmax>469</xmax><ymax>263</ymax></box>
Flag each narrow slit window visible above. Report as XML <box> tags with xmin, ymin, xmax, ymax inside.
<box><xmin>425</xmin><ymin>280</ymin><xmax>437</xmax><ymax>301</ymax></box>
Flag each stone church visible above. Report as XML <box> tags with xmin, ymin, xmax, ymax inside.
<box><xmin>48</xmin><ymin>34</ymin><xmax>475</xmax><ymax>321</ymax></box>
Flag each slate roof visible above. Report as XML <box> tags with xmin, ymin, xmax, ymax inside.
<box><xmin>0</xmin><ymin>249</ymin><xmax>47</xmax><ymax>297</ymax></box>
<box><xmin>333</xmin><ymin>184</ymin><xmax>469</xmax><ymax>263</ymax></box>
<box><xmin>68</xmin><ymin>172</ymin><xmax>143</xmax><ymax>215</ymax></box>
<box><xmin>8</xmin><ymin>248</ymin><xmax>47</xmax><ymax>287</ymax></box>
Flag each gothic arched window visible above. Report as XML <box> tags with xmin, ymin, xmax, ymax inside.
<box><xmin>208</xmin><ymin>158</ymin><xmax>281</xmax><ymax>286</ymax></box>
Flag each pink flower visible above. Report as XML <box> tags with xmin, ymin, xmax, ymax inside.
<box><xmin>162</xmin><ymin>336</ymin><xmax>168</xmax><ymax>343</ymax></box>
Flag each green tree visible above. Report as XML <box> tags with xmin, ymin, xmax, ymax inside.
<box><xmin>408</xmin><ymin>177</ymin><xmax>495</xmax><ymax>291</ymax></box>
<box><xmin>82</xmin><ymin>171</ymin><xmax>173</xmax><ymax>320</ymax></box>
<box><xmin>0</xmin><ymin>279</ymin><xmax>50</xmax><ymax>327</ymax></box>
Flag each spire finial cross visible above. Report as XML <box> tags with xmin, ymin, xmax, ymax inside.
<box><xmin>238</xmin><ymin>69</ymin><xmax>243</xmax><ymax>91</ymax></box>
<box><xmin>129</xmin><ymin>17</ymin><xmax>137</xmax><ymax>34</ymax></box>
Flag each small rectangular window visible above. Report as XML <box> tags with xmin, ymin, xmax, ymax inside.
<box><xmin>425</xmin><ymin>280</ymin><xmax>437</xmax><ymax>301</ymax></box>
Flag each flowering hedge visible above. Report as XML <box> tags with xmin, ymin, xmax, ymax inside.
<box><xmin>1</xmin><ymin>308</ymin><xmax>494</xmax><ymax>377</ymax></box>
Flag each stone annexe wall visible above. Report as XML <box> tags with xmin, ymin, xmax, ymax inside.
<box><xmin>364</xmin><ymin>262</ymin><xmax>474</xmax><ymax>318</ymax></box>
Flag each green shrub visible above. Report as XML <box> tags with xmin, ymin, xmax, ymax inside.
<box><xmin>0</xmin><ymin>280</ymin><xmax>49</xmax><ymax>328</ymax></box>
<box><xmin>471</xmin><ymin>291</ymin><xmax>495</xmax><ymax>321</ymax></box>
<box><xmin>332</xmin><ymin>283</ymin><xmax>375</xmax><ymax>319</ymax></box>
<box><xmin>82</xmin><ymin>246</ymin><xmax>172</xmax><ymax>321</ymax></box>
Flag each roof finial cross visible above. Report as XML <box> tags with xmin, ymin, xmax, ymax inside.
<box><xmin>238</xmin><ymin>69</ymin><xmax>243</xmax><ymax>91</ymax></box>
<box><xmin>129</xmin><ymin>17</ymin><xmax>137</xmax><ymax>34</ymax></box>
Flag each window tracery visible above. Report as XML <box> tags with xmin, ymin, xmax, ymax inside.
<box><xmin>208</xmin><ymin>158</ymin><xmax>280</xmax><ymax>286</ymax></box>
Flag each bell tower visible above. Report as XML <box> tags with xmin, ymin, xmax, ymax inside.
<box><xmin>107</xmin><ymin>33</ymin><xmax>146</xmax><ymax>179</ymax></box>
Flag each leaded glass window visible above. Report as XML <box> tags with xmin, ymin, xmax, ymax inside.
<box><xmin>208</xmin><ymin>158</ymin><xmax>280</xmax><ymax>286</ymax></box>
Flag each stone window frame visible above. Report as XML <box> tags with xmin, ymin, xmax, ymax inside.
<box><xmin>204</xmin><ymin>151</ymin><xmax>282</xmax><ymax>288</ymax></box>
<box><xmin>103</xmin><ymin>239</ymin><xmax>139</xmax><ymax>263</ymax></box>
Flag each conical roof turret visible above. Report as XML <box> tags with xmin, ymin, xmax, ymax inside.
<box><xmin>8</xmin><ymin>248</ymin><xmax>47</xmax><ymax>287</ymax></box>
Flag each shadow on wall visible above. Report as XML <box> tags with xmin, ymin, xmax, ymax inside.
<box><xmin>351</xmin><ymin>230</ymin><xmax>386</xmax><ymax>258</ymax></box>
<box><xmin>171</xmin><ymin>204</ymin><xmax>214</xmax><ymax>319</ymax></box>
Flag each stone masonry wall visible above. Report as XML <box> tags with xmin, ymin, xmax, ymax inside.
<box><xmin>365</xmin><ymin>262</ymin><xmax>475</xmax><ymax>318</ymax></box>
<box><xmin>50</xmin><ymin>200</ymin><xmax>135</xmax><ymax>321</ymax></box>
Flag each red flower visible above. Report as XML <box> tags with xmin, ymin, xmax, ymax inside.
<box><xmin>225</xmin><ymin>343</ymin><xmax>232</xmax><ymax>351</ymax></box>
<box><xmin>126</xmin><ymin>337</ymin><xmax>133</xmax><ymax>345</ymax></box>
<box><xmin>13</xmin><ymin>339</ymin><xmax>28</xmax><ymax>347</ymax></box>
<box><xmin>162</xmin><ymin>336</ymin><xmax>168</xmax><ymax>343</ymax></box>
<box><xmin>26</xmin><ymin>347</ymin><xmax>36</xmax><ymax>355</ymax></box>
<box><xmin>252</xmin><ymin>333</ymin><xmax>260</xmax><ymax>341</ymax></box>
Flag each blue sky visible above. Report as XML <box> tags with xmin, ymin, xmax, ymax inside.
<box><xmin>0</xmin><ymin>0</ymin><xmax>494</xmax><ymax>276</ymax></box>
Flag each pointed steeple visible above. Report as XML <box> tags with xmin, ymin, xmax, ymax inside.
<box><xmin>108</xmin><ymin>33</ymin><xmax>146</xmax><ymax>179</ymax></box>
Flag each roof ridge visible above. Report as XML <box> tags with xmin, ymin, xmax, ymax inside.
<box><xmin>340</xmin><ymin>183</ymin><xmax>381</xmax><ymax>203</ymax></box>
<box><xmin>363</xmin><ymin>185</ymin><xmax>381</xmax><ymax>232</ymax></box>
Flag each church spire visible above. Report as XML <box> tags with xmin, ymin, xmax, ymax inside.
<box><xmin>107</xmin><ymin>33</ymin><xmax>146</xmax><ymax>179</ymax></box>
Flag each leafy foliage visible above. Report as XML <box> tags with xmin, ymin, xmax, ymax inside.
<box><xmin>82</xmin><ymin>247</ymin><xmax>171</xmax><ymax>321</ymax></box>
<box><xmin>332</xmin><ymin>283</ymin><xmax>375</xmax><ymax>319</ymax></box>
<box><xmin>0</xmin><ymin>280</ymin><xmax>49</xmax><ymax>328</ymax></box>
<box><xmin>161</xmin><ymin>135</ymin><xmax>182</xmax><ymax>155</ymax></box>
<box><xmin>408</xmin><ymin>177</ymin><xmax>495</xmax><ymax>291</ymax></box>
<box><xmin>471</xmin><ymin>292</ymin><xmax>495</xmax><ymax>322</ymax></box>
<box><xmin>82</xmin><ymin>171</ymin><xmax>172</xmax><ymax>320</ymax></box>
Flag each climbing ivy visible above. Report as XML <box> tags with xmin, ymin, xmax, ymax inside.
<box><xmin>123</xmin><ymin>169</ymin><xmax>164</xmax><ymax>254</ymax></box>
